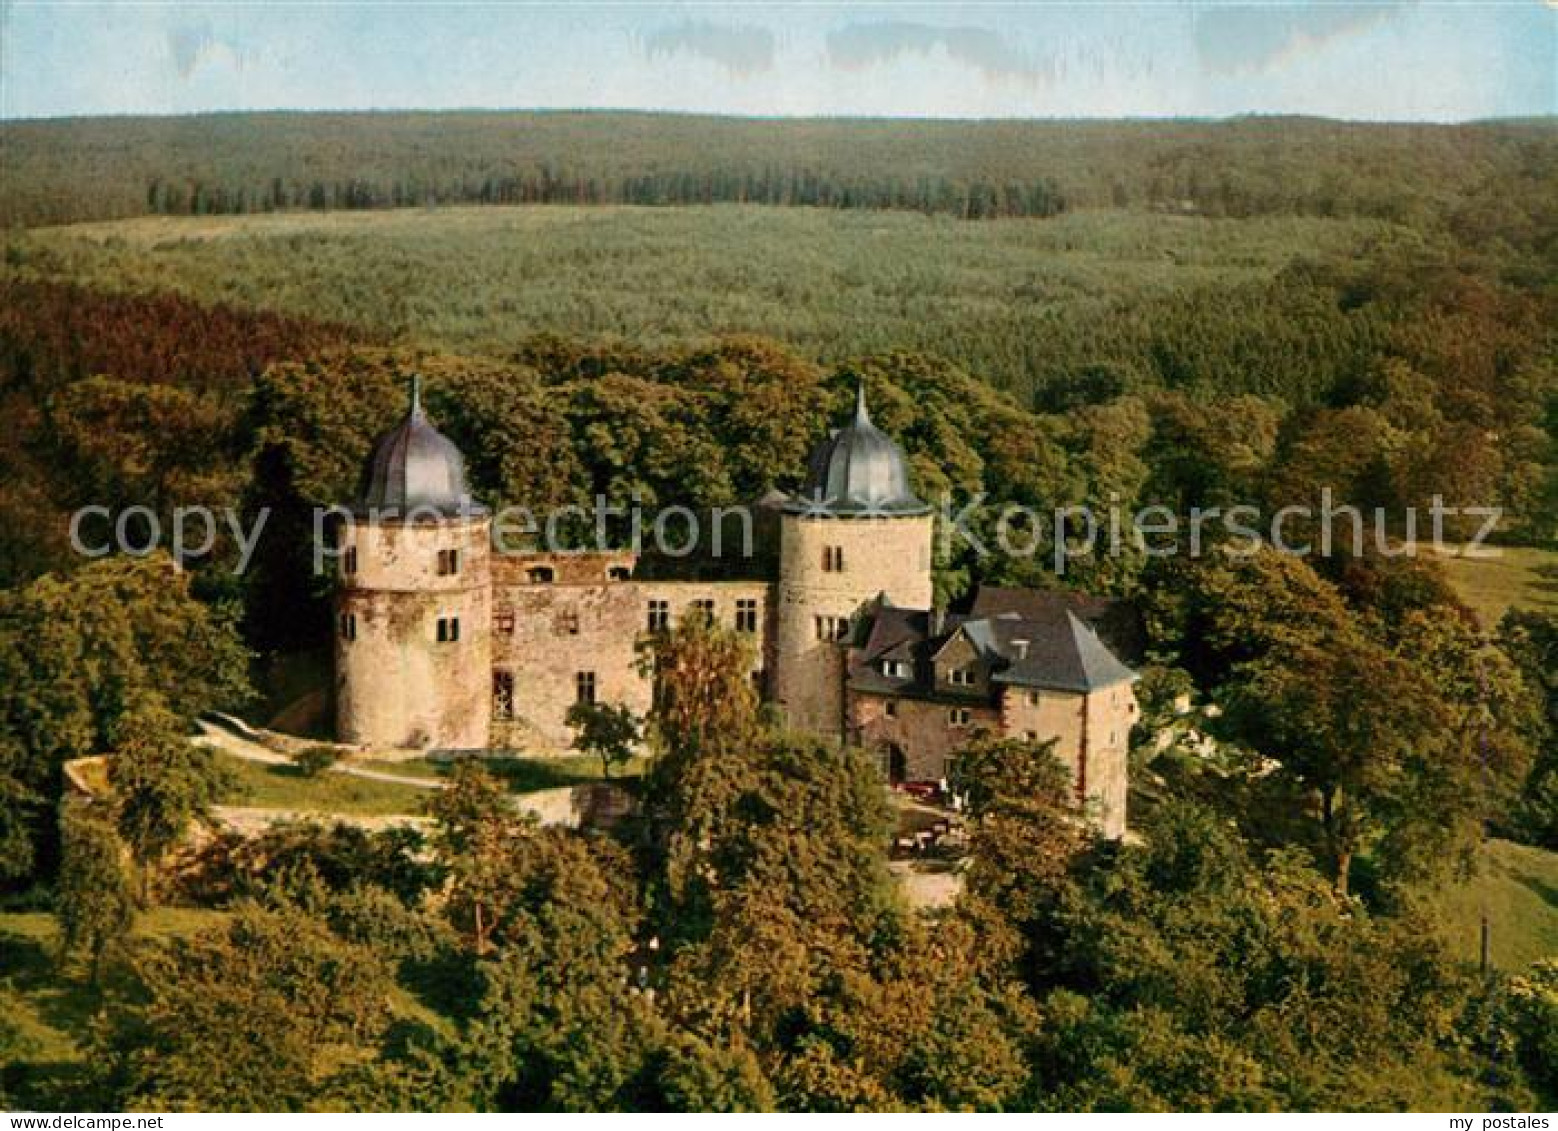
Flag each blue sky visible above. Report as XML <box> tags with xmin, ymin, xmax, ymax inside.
<box><xmin>1</xmin><ymin>2</ymin><xmax>1552</xmax><ymax>121</ymax></box>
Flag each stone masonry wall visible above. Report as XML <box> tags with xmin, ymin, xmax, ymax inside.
<box><xmin>1000</xmin><ymin>681</ymin><xmax>1135</xmax><ymax>838</ymax></box>
<box><xmin>851</xmin><ymin>692</ymin><xmax>1001</xmax><ymax>782</ymax></box>
<box><xmin>335</xmin><ymin>516</ymin><xmax>492</xmax><ymax>750</ymax></box>
<box><xmin>772</xmin><ymin>512</ymin><xmax>933</xmax><ymax>738</ymax></box>
<box><xmin>489</xmin><ymin>552</ymin><xmax>769</xmax><ymax>753</ymax></box>
<box><xmin>1082</xmin><ymin>681</ymin><xmax>1135</xmax><ymax>838</ymax></box>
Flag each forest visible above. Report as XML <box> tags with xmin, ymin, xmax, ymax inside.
<box><xmin>2</xmin><ymin>112</ymin><xmax>1554</xmax><ymax>231</ymax></box>
<box><xmin>0</xmin><ymin>112</ymin><xmax>1555</xmax><ymax>1111</ymax></box>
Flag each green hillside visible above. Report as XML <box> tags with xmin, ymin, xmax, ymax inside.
<box><xmin>1429</xmin><ymin>839</ymin><xmax>1558</xmax><ymax>972</ymax></box>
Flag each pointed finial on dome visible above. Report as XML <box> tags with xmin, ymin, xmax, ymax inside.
<box><xmin>854</xmin><ymin>378</ymin><xmax>871</xmax><ymax>426</ymax></box>
<box><xmin>409</xmin><ymin>373</ymin><xmax>424</xmax><ymax>418</ymax></box>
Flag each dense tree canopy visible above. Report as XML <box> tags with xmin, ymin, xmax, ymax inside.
<box><xmin>0</xmin><ymin>554</ymin><xmax>250</xmax><ymax>882</ymax></box>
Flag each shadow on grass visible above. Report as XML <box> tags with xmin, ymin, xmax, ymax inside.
<box><xmin>0</xmin><ymin>925</ymin><xmax>113</xmax><ymax>1110</ymax></box>
<box><xmin>1531</xmin><ymin>561</ymin><xmax>1558</xmax><ymax>597</ymax></box>
<box><xmin>1512</xmin><ymin>868</ymin><xmax>1558</xmax><ymax>912</ymax></box>
<box><xmin>488</xmin><ymin>757</ymin><xmax>609</xmax><ymax>793</ymax></box>
<box><xmin>425</xmin><ymin>753</ymin><xmax>642</xmax><ymax>795</ymax></box>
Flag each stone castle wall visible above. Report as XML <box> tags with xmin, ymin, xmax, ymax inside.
<box><xmin>849</xmin><ymin>678</ymin><xmax>1135</xmax><ymax>837</ymax></box>
<box><xmin>850</xmin><ymin>693</ymin><xmax>1001</xmax><ymax>782</ymax></box>
<box><xmin>1000</xmin><ymin>682</ymin><xmax>1135</xmax><ymax>838</ymax></box>
<box><xmin>332</xmin><ymin>514</ymin><xmax>1131</xmax><ymax>836</ymax></box>
<box><xmin>335</xmin><ymin>516</ymin><xmax>492</xmax><ymax>750</ymax></box>
<box><xmin>771</xmin><ymin>512</ymin><xmax>934</xmax><ymax>737</ymax></box>
<box><xmin>1082</xmin><ymin>682</ymin><xmax>1135</xmax><ymax>838</ymax></box>
<box><xmin>489</xmin><ymin>551</ymin><xmax>768</xmax><ymax>752</ymax></box>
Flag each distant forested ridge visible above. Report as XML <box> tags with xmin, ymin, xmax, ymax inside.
<box><xmin>1</xmin><ymin>111</ymin><xmax>1553</xmax><ymax>228</ymax></box>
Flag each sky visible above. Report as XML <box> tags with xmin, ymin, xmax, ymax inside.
<box><xmin>1</xmin><ymin>2</ymin><xmax>1553</xmax><ymax>122</ymax></box>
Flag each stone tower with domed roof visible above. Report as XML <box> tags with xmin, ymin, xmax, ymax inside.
<box><xmin>770</xmin><ymin>383</ymin><xmax>935</xmax><ymax>737</ymax></box>
<box><xmin>334</xmin><ymin>377</ymin><xmax>493</xmax><ymax>749</ymax></box>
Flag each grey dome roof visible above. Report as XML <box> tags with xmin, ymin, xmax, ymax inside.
<box><xmin>785</xmin><ymin>384</ymin><xmax>927</xmax><ymax>516</ymax></box>
<box><xmin>358</xmin><ymin>377</ymin><xmax>483</xmax><ymax>517</ymax></box>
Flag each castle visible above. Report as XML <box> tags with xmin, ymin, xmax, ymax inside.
<box><xmin>334</xmin><ymin>380</ymin><xmax>1137</xmax><ymax>836</ymax></box>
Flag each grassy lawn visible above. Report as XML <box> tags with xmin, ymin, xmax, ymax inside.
<box><xmin>214</xmin><ymin>751</ymin><xmax>432</xmax><ymax>817</ymax></box>
<box><xmin>362</xmin><ymin>752</ymin><xmax>649</xmax><ymax>793</ymax></box>
<box><xmin>0</xmin><ymin>907</ymin><xmax>229</xmax><ymax>1108</ymax></box>
<box><xmin>1426</xmin><ymin>839</ymin><xmax>1558</xmax><ymax>972</ymax></box>
<box><xmin>1427</xmin><ymin>543</ymin><xmax>1558</xmax><ymax>630</ymax></box>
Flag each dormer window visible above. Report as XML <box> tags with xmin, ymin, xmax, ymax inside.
<box><xmin>880</xmin><ymin>659</ymin><xmax>907</xmax><ymax>679</ymax></box>
<box><xmin>528</xmin><ymin>565</ymin><xmax>555</xmax><ymax>584</ymax></box>
<box><xmin>949</xmin><ymin>667</ymin><xmax>975</xmax><ymax>687</ymax></box>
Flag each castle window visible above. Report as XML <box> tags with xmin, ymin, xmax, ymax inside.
<box><xmin>647</xmin><ymin>599</ymin><xmax>670</xmax><ymax>632</ymax></box>
<box><xmin>437</xmin><ymin>548</ymin><xmax>461</xmax><ymax>576</ymax></box>
<box><xmin>880</xmin><ymin>659</ymin><xmax>907</xmax><ymax>678</ymax></box>
<box><xmin>343</xmin><ymin>547</ymin><xmax>358</xmax><ymax>575</ymax></box>
<box><xmin>735</xmin><ymin>598</ymin><xmax>758</xmax><ymax>633</ymax></box>
<box><xmin>495</xmin><ymin>608</ymin><xmax>515</xmax><ymax>633</ymax></box>
<box><xmin>492</xmin><ymin>670</ymin><xmax>515</xmax><ymax>720</ymax></box>
<box><xmin>949</xmin><ymin>667</ymin><xmax>975</xmax><ymax>687</ymax></box>
<box><xmin>437</xmin><ymin>616</ymin><xmax>460</xmax><ymax>643</ymax></box>
<box><xmin>339</xmin><ymin>612</ymin><xmax>356</xmax><ymax>641</ymax></box>
<box><xmin>527</xmin><ymin>565</ymin><xmax>555</xmax><ymax>584</ymax></box>
<box><xmin>822</xmin><ymin>545</ymin><xmax>844</xmax><ymax>572</ymax></box>
<box><xmin>558</xmin><ymin>610</ymin><xmax>580</xmax><ymax>636</ymax></box>
<box><xmin>575</xmin><ymin>671</ymin><xmax>597</xmax><ymax>705</ymax></box>
<box><xmin>815</xmin><ymin>615</ymin><xmax>849</xmax><ymax>642</ymax></box>
<box><xmin>949</xmin><ymin>707</ymin><xmax>971</xmax><ymax>727</ymax></box>
<box><xmin>691</xmin><ymin>598</ymin><xmax>716</xmax><ymax>623</ymax></box>
<box><xmin>884</xmin><ymin>700</ymin><xmax>898</xmax><ymax>719</ymax></box>
<box><xmin>608</xmin><ymin>565</ymin><xmax>632</xmax><ymax>581</ymax></box>
<box><xmin>1028</xmin><ymin>690</ymin><xmax>1042</xmax><ymax>707</ymax></box>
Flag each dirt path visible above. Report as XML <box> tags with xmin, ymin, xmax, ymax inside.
<box><xmin>193</xmin><ymin>717</ymin><xmax>443</xmax><ymax>791</ymax></box>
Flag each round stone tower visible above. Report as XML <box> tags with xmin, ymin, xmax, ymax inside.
<box><xmin>335</xmin><ymin>377</ymin><xmax>492</xmax><ymax>750</ymax></box>
<box><xmin>772</xmin><ymin>384</ymin><xmax>934</xmax><ymax>738</ymax></box>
